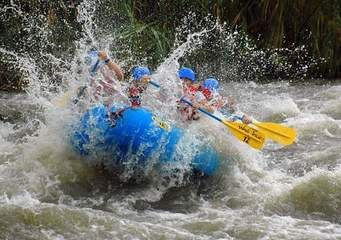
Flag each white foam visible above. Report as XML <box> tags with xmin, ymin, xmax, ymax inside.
<box><xmin>287</xmin><ymin>113</ymin><xmax>340</xmax><ymax>135</ymax></box>
<box><xmin>0</xmin><ymin>191</ymin><xmax>40</xmax><ymax>208</ymax></box>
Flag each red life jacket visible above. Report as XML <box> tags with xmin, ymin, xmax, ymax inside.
<box><xmin>183</xmin><ymin>85</ymin><xmax>199</xmax><ymax>97</ymax></box>
<box><xmin>199</xmin><ymin>87</ymin><xmax>212</xmax><ymax>100</ymax></box>
<box><xmin>198</xmin><ymin>86</ymin><xmax>225</xmax><ymax>111</ymax></box>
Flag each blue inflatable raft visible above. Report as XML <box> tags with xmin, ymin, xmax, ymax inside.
<box><xmin>70</xmin><ymin>104</ymin><xmax>220</xmax><ymax>176</ymax></box>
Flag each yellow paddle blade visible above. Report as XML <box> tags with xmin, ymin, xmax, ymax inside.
<box><xmin>252</xmin><ymin>121</ymin><xmax>296</xmax><ymax>145</ymax></box>
<box><xmin>222</xmin><ymin>120</ymin><xmax>265</xmax><ymax>150</ymax></box>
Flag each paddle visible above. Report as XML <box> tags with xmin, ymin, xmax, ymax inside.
<box><xmin>180</xmin><ymin>98</ymin><xmax>265</xmax><ymax>150</ymax></box>
<box><xmin>250</xmin><ymin>120</ymin><xmax>296</xmax><ymax>145</ymax></box>
<box><xmin>149</xmin><ymin>80</ymin><xmax>161</xmax><ymax>88</ymax></box>
<box><xmin>228</xmin><ymin>115</ymin><xmax>296</xmax><ymax>146</ymax></box>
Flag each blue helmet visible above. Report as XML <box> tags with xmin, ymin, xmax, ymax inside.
<box><xmin>202</xmin><ymin>78</ymin><xmax>219</xmax><ymax>91</ymax></box>
<box><xmin>132</xmin><ymin>66</ymin><xmax>151</xmax><ymax>81</ymax></box>
<box><xmin>178</xmin><ymin>67</ymin><xmax>195</xmax><ymax>82</ymax></box>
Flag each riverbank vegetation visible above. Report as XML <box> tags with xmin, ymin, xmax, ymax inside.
<box><xmin>0</xmin><ymin>0</ymin><xmax>340</xmax><ymax>91</ymax></box>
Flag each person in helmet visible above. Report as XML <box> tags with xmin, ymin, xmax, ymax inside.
<box><xmin>200</xmin><ymin>77</ymin><xmax>252</xmax><ymax>124</ymax></box>
<box><xmin>106</xmin><ymin>65</ymin><xmax>152</xmax><ymax>125</ymax></box>
<box><xmin>178</xmin><ymin>67</ymin><xmax>197</xmax><ymax>95</ymax></box>
<box><xmin>85</xmin><ymin>51</ymin><xmax>153</xmax><ymax>109</ymax></box>
<box><xmin>176</xmin><ymin>67</ymin><xmax>199</xmax><ymax>121</ymax></box>
<box><xmin>127</xmin><ymin>66</ymin><xmax>151</xmax><ymax>108</ymax></box>
<box><xmin>177</xmin><ymin>67</ymin><xmax>214</xmax><ymax>121</ymax></box>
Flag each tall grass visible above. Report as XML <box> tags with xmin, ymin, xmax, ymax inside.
<box><xmin>115</xmin><ymin>0</ymin><xmax>340</xmax><ymax>78</ymax></box>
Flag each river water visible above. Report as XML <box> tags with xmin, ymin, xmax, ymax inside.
<box><xmin>1</xmin><ymin>1</ymin><xmax>341</xmax><ymax>239</ymax></box>
<box><xmin>1</xmin><ymin>79</ymin><xmax>341</xmax><ymax>240</ymax></box>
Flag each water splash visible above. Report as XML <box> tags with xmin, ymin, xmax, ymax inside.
<box><xmin>1</xmin><ymin>1</ymin><xmax>341</xmax><ymax>239</ymax></box>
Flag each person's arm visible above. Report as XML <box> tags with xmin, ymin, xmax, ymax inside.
<box><xmin>98</xmin><ymin>51</ymin><xmax>124</xmax><ymax>81</ymax></box>
<box><xmin>222</xmin><ymin>96</ymin><xmax>236</xmax><ymax>113</ymax></box>
<box><xmin>192</xmin><ymin>92</ymin><xmax>215</xmax><ymax>113</ymax></box>
<box><xmin>220</xmin><ymin>104</ymin><xmax>252</xmax><ymax>124</ymax></box>
<box><xmin>199</xmin><ymin>104</ymin><xmax>215</xmax><ymax>113</ymax></box>
<box><xmin>221</xmin><ymin>96</ymin><xmax>251</xmax><ymax>124</ymax></box>
<box><xmin>192</xmin><ymin>100</ymin><xmax>215</xmax><ymax>113</ymax></box>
